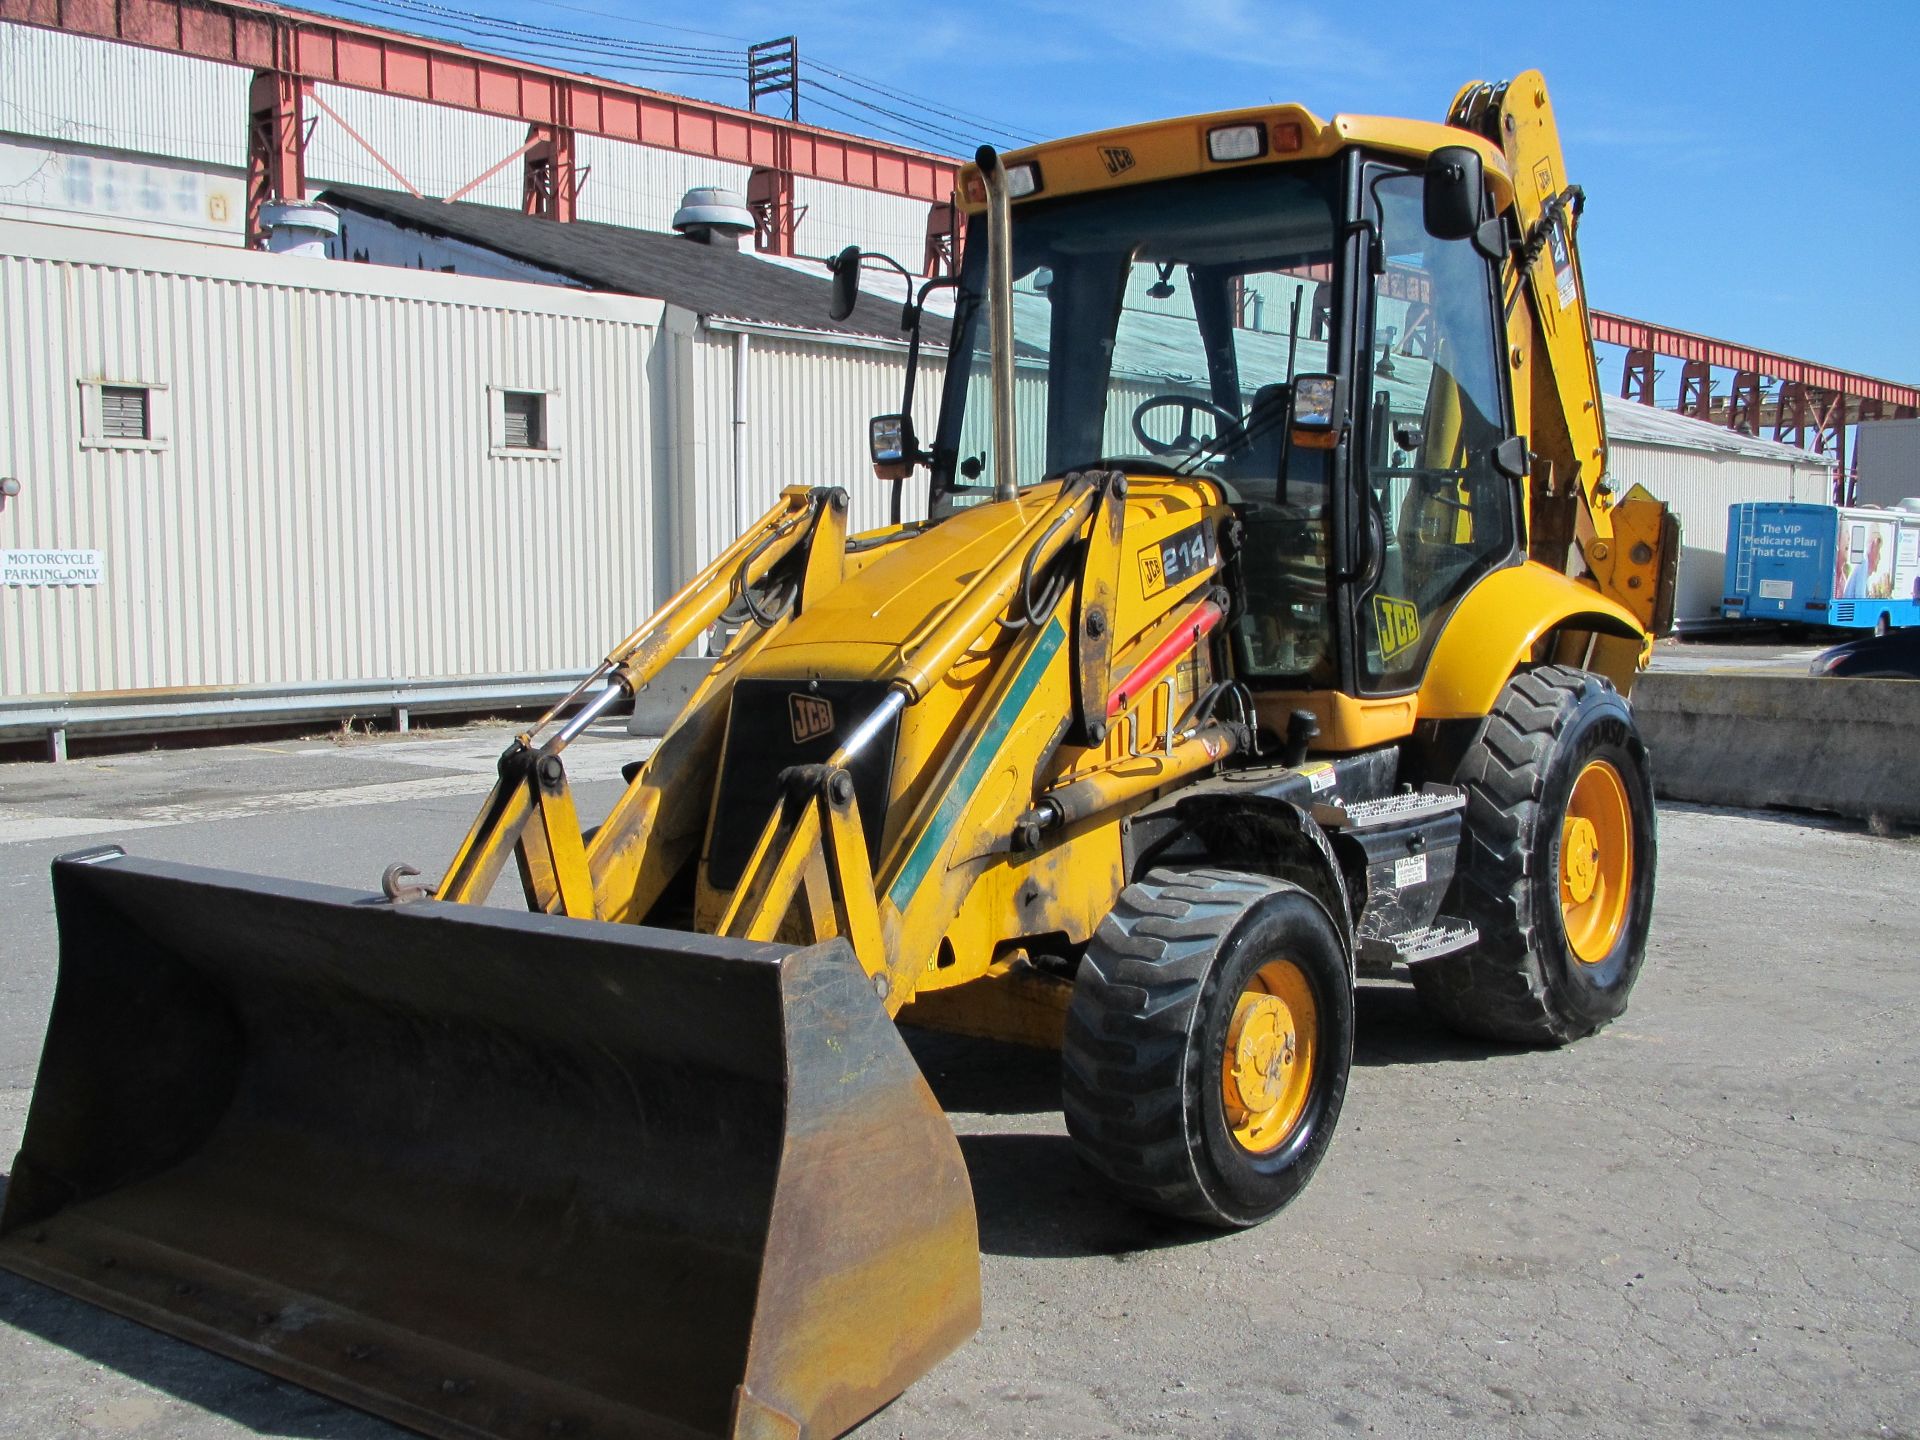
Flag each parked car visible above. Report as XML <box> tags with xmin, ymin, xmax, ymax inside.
<box><xmin>1809</xmin><ymin>629</ymin><xmax>1920</xmax><ymax>679</ymax></box>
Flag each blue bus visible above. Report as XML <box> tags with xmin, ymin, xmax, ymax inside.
<box><xmin>1723</xmin><ymin>501</ymin><xmax>1920</xmax><ymax>632</ymax></box>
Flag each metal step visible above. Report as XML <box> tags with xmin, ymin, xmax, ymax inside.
<box><xmin>1395</xmin><ymin>918</ymin><xmax>1480</xmax><ymax>964</ymax></box>
<box><xmin>1359</xmin><ymin>917</ymin><xmax>1480</xmax><ymax>975</ymax></box>
<box><xmin>1313</xmin><ymin>784</ymin><xmax>1466</xmax><ymax>832</ymax></box>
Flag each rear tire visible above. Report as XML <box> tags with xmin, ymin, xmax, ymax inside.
<box><xmin>1413</xmin><ymin>665</ymin><xmax>1656</xmax><ymax>1045</ymax></box>
<box><xmin>1062</xmin><ymin>868</ymin><xmax>1353</xmax><ymax>1228</ymax></box>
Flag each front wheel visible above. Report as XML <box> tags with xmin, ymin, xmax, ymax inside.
<box><xmin>1413</xmin><ymin>665</ymin><xmax>1657</xmax><ymax>1044</ymax></box>
<box><xmin>1062</xmin><ymin>869</ymin><xmax>1354</xmax><ymax>1228</ymax></box>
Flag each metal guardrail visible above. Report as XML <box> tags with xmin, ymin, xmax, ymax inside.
<box><xmin>1</xmin><ymin>672</ymin><xmax>621</xmax><ymax>760</ymax></box>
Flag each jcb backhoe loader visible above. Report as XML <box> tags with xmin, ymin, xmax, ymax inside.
<box><xmin>4</xmin><ymin>71</ymin><xmax>1674</xmax><ymax>1440</ymax></box>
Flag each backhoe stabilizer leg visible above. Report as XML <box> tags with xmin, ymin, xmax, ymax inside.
<box><xmin>433</xmin><ymin>487</ymin><xmax>856</xmax><ymax>913</ymax></box>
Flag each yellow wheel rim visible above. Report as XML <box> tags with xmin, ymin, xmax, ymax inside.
<box><xmin>1222</xmin><ymin>960</ymin><xmax>1316</xmax><ymax>1154</ymax></box>
<box><xmin>1560</xmin><ymin>759</ymin><xmax>1633</xmax><ymax>964</ymax></box>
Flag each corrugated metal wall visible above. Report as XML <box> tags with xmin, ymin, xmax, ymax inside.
<box><xmin>1855</xmin><ymin>418</ymin><xmax>1920</xmax><ymax>508</ymax></box>
<box><xmin>686</xmin><ymin>324</ymin><xmax>943</xmax><ymax>566</ymax></box>
<box><xmin>1608</xmin><ymin>441</ymin><xmax>1827</xmax><ymax>620</ymax></box>
<box><xmin>793</xmin><ymin>178</ymin><xmax>931</xmax><ymax>266</ymax></box>
<box><xmin>574</xmin><ymin>135</ymin><xmax>752</xmax><ymax>233</ymax></box>
<box><xmin>0</xmin><ymin>23</ymin><xmax>245</xmax><ymax>168</ymax></box>
<box><xmin>0</xmin><ymin>220</ymin><xmax>665</xmax><ymax>697</ymax></box>
<box><xmin>306</xmin><ymin>82</ymin><xmax>525</xmax><ymax>208</ymax></box>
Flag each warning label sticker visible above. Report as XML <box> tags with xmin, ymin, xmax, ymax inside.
<box><xmin>1549</xmin><ymin>219</ymin><xmax>1578</xmax><ymax>311</ymax></box>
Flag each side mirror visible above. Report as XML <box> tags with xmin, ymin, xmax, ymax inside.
<box><xmin>869</xmin><ymin>413</ymin><xmax>916</xmax><ymax>480</ymax></box>
<box><xmin>829</xmin><ymin>245</ymin><xmax>862</xmax><ymax>322</ymax></box>
<box><xmin>1423</xmin><ymin>145</ymin><xmax>1483</xmax><ymax>241</ymax></box>
<box><xmin>1289</xmin><ymin>372</ymin><xmax>1344</xmax><ymax>451</ymax></box>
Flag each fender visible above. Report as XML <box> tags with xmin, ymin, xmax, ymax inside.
<box><xmin>1162</xmin><ymin>794</ymin><xmax>1355</xmax><ymax>962</ymax></box>
<box><xmin>1416</xmin><ymin>560</ymin><xmax>1645</xmax><ymax>721</ymax></box>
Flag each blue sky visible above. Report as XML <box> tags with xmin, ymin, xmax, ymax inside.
<box><xmin>305</xmin><ymin>0</ymin><xmax>1919</xmax><ymax>387</ymax></box>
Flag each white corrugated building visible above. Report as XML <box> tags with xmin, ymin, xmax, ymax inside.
<box><xmin>0</xmin><ymin>213</ymin><xmax>938</xmax><ymax>735</ymax></box>
<box><xmin>1855</xmin><ymin>418</ymin><xmax>1920</xmax><ymax>508</ymax></box>
<box><xmin>1600</xmin><ymin>398</ymin><xmax>1833</xmax><ymax>623</ymax></box>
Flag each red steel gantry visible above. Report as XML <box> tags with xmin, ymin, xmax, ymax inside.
<box><xmin>1594</xmin><ymin>314</ymin><xmax>1919</xmax><ymax>498</ymax></box>
<box><xmin>0</xmin><ymin>0</ymin><xmax>952</xmax><ymax>254</ymax></box>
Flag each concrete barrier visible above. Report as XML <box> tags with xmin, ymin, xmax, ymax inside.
<box><xmin>1632</xmin><ymin>672</ymin><xmax>1920</xmax><ymax>826</ymax></box>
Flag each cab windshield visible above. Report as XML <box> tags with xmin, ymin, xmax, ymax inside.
<box><xmin>930</xmin><ymin>164</ymin><xmax>1342</xmax><ymax>513</ymax></box>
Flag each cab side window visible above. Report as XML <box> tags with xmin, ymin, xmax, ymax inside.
<box><xmin>1357</xmin><ymin>170</ymin><xmax>1517</xmax><ymax>692</ymax></box>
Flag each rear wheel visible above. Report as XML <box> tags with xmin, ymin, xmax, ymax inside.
<box><xmin>1413</xmin><ymin>665</ymin><xmax>1656</xmax><ymax>1044</ymax></box>
<box><xmin>1062</xmin><ymin>869</ymin><xmax>1353</xmax><ymax>1228</ymax></box>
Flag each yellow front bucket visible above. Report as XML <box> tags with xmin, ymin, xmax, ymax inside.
<box><xmin>1</xmin><ymin>852</ymin><xmax>979</xmax><ymax>1440</ymax></box>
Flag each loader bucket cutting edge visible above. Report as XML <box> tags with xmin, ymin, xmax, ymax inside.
<box><xmin>0</xmin><ymin>853</ymin><xmax>980</xmax><ymax>1440</ymax></box>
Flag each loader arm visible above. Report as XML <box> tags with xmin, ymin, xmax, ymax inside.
<box><xmin>435</xmin><ymin>485</ymin><xmax>849</xmax><ymax>917</ymax></box>
<box><xmin>669</xmin><ymin>467</ymin><xmax>1249</xmax><ymax>1020</ymax></box>
<box><xmin>701</xmin><ymin>470</ymin><xmax>1117</xmax><ymax>1010</ymax></box>
<box><xmin>1451</xmin><ymin>73</ymin><xmax>1678</xmax><ymax>666</ymax></box>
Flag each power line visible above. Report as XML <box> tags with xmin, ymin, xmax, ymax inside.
<box><xmin>302</xmin><ymin>0</ymin><xmax>1035</xmax><ymax>158</ymax></box>
<box><xmin>363</xmin><ymin>0</ymin><xmax>744</xmax><ymax>61</ymax></box>
<box><xmin>800</xmin><ymin>60</ymin><xmax>1041</xmax><ymax>145</ymax></box>
<box><xmin>802</xmin><ymin>78</ymin><xmax>981</xmax><ymax>152</ymax></box>
<box><xmin>315</xmin><ymin>0</ymin><xmax>746</xmax><ymax>83</ymax></box>
<box><xmin>796</xmin><ymin>93</ymin><xmax>963</xmax><ymax>154</ymax></box>
<box><xmin>317</xmin><ymin>0</ymin><xmax>745</xmax><ymax>66</ymax></box>
<box><xmin>508</xmin><ymin>0</ymin><xmax>749</xmax><ymax>45</ymax></box>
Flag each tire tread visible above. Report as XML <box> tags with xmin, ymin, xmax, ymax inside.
<box><xmin>1412</xmin><ymin>664</ymin><xmax>1650</xmax><ymax>1045</ymax></box>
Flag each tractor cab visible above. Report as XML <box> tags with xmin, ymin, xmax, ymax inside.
<box><xmin>922</xmin><ymin>115</ymin><xmax>1528</xmax><ymax>729</ymax></box>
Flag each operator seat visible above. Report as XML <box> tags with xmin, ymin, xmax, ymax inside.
<box><xmin>1229</xmin><ymin>383</ymin><xmax>1291</xmax><ymax>487</ymax></box>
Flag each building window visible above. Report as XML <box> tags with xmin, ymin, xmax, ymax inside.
<box><xmin>79</xmin><ymin>379</ymin><xmax>169</xmax><ymax>451</ymax></box>
<box><xmin>100</xmin><ymin>385</ymin><xmax>150</xmax><ymax>439</ymax></box>
<box><xmin>488</xmin><ymin>385</ymin><xmax>560</xmax><ymax>459</ymax></box>
<box><xmin>503</xmin><ymin>390</ymin><xmax>545</xmax><ymax>449</ymax></box>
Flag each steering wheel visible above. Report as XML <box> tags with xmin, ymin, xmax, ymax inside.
<box><xmin>1131</xmin><ymin>393</ymin><xmax>1241</xmax><ymax>458</ymax></box>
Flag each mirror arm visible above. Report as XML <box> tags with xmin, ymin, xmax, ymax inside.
<box><xmin>1343</xmin><ymin>219</ymin><xmax>1383</xmax><ymax>276</ymax></box>
<box><xmin>892</xmin><ymin>275</ymin><xmax>959</xmax><ymax>467</ymax></box>
<box><xmin>1491</xmin><ymin>433</ymin><xmax>1531</xmax><ymax>481</ymax></box>
<box><xmin>1473</xmin><ymin>213</ymin><xmax>1508</xmax><ymax>264</ymax></box>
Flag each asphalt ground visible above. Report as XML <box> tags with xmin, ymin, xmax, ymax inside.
<box><xmin>1</xmin><ymin>723</ymin><xmax>1916</xmax><ymax>1439</ymax></box>
<box><xmin>1647</xmin><ymin>633</ymin><xmax>1826</xmax><ymax>676</ymax></box>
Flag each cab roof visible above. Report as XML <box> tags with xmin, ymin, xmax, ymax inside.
<box><xmin>955</xmin><ymin>104</ymin><xmax>1513</xmax><ymax>214</ymax></box>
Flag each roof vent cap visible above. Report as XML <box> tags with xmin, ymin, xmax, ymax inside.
<box><xmin>673</xmin><ymin>187</ymin><xmax>754</xmax><ymax>248</ymax></box>
<box><xmin>257</xmin><ymin>200</ymin><xmax>340</xmax><ymax>258</ymax></box>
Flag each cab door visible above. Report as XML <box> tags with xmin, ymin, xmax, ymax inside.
<box><xmin>1348</xmin><ymin>165</ymin><xmax>1520</xmax><ymax>693</ymax></box>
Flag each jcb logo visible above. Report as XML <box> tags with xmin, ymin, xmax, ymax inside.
<box><xmin>788</xmin><ymin>693</ymin><xmax>835</xmax><ymax>745</ymax></box>
<box><xmin>1372</xmin><ymin>595</ymin><xmax>1421</xmax><ymax>663</ymax></box>
<box><xmin>1100</xmin><ymin>146</ymin><xmax>1135</xmax><ymax>176</ymax></box>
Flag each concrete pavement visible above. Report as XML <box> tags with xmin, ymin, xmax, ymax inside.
<box><xmin>0</xmin><ymin>723</ymin><xmax>1915</xmax><ymax>1439</ymax></box>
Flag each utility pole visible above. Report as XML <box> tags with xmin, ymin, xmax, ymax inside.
<box><xmin>747</xmin><ymin>37</ymin><xmax>799</xmax><ymax>121</ymax></box>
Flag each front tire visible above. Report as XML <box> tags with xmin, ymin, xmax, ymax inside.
<box><xmin>1413</xmin><ymin>665</ymin><xmax>1656</xmax><ymax>1045</ymax></box>
<box><xmin>1062</xmin><ymin>869</ymin><xmax>1354</xmax><ymax>1228</ymax></box>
